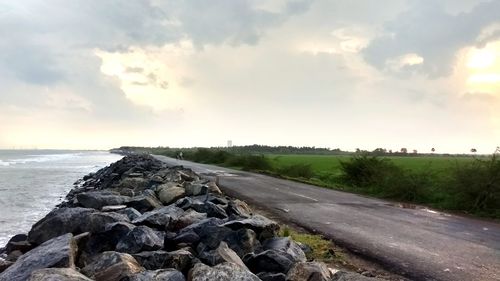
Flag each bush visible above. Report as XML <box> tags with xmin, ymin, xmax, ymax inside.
<box><xmin>448</xmin><ymin>153</ymin><xmax>500</xmax><ymax>214</ymax></box>
<box><xmin>339</xmin><ymin>155</ymin><xmax>399</xmax><ymax>187</ymax></box>
<box><xmin>225</xmin><ymin>154</ymin><xmax>272</xmax><ymax>171</ymax></box>
<box><xmin>279</xmin><ymin>163</ymin><xmax>314</xmax><ymax>179</ymax></box>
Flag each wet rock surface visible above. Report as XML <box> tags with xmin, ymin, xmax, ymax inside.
<box><xmin>0</xmin><ymin>154</ymin><xmax>382</xmax><ymax>281</ymax></box>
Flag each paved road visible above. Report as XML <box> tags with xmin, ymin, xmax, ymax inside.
<box><xmin>155</xmin><ymin>156</ymin><xmax>500</xmax><ymax>281</ymax></box>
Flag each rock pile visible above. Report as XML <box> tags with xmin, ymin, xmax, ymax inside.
<box><xmin>0</xmin><ymin>154</ymin><xmax>381</xmax><ymax>281</ymax></box>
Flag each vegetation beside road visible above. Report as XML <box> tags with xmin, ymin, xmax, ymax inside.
<box><xmin>116</xmin><ymin>146</ymin><xmax>500</xmax><ymax>219</ymax></box>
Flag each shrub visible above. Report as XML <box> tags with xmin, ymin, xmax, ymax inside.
<box><xmin>226</xmin><ymin>154</ymin><xmax>272</xmax><ymax>171</ymax></box>
<box><xmin>448</xmin><ymin>153</ymin><xmax>500</xmax><ymax>214</ymax></box>
<box><xmin>339</xmin><ymin>155</ymin><xmax>399</xmax><ymax>187</ymax></box>
<box><xmin>279</xmin><ymin>163</ymin><xmax>314</xmax><ymax>179</ymax></box>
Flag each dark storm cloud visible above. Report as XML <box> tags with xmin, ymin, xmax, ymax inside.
<box><xmin>363</xmin><ymin>0</ymin><xmax>500</xmax><ymax>77</ymax></box>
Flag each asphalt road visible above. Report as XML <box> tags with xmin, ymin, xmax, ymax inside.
<box><xmin>155</xmin><ymin>155</ymin><xmax>500</xmax><ymax>281</ymax></box>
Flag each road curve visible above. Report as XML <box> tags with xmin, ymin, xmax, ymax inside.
<box><xmin>155</xmin><ymin>155</ymin><xmax>500</xmax><ymax>281</ymax></box>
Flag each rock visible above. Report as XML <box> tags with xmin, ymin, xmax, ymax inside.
<box><xmin>331</xmin><ymin>271</ymin><xmax>384</xmax><ymax>281</ymax></box>
<box><xmin>215</xmin><ymin>242</ymin><xmax>247</xmax><ymax>269</ymax></box>
<box><xmin>128</xmin><ymin>269</ymin><xmax>185</xmax><ymax>281</ymax></box>
<box><xmin>169</xmin><ymin>209</ymin><xmax>207</xmax><ymax>231</ymax></box>
<box><xmin>101</xmin><ymin>205</ymin><xmax>127</xmax><ymax>212</ymax></box>
<box><xmin>78</xmin><ymin>222</ymin><xmax>135</xmax><ymax>266</ymax></box>
<box><xmin>158</xmin><ymin>186</ymin><xmax>186</xmax><ymax>205</ymax></box>
<box><xmin>0</xmin><ymin>259</ymin><xmax>13</xmax><ymax>274</ymax></box>
<box><xmin>28</xmin><ymin>207</ymin><xmax>95</xmax><ymax>245</ymax></box>
<box><xmin>245</xmin><ymin>250</ymin><xmax>294</xmax><ymax>275</ymax></box>
<box><xmin>197</xmin><ymin>226</ymin><xmax>260</xmax><ymax>259</ymax></box>
<box><xmin>170</xmin><ymin>231</ymin><xmax>200</xmax><ymax>247</ymax></box>
<box><xmin>6</xmin><ymin>250</ymin><xmax>22</xmax><ymax>262</ymax></box>
<box><xmin>262</xmin><ymin>237</ymin><xmax>306</xmax><ymax>263</ymax></box>
<box><xmin>184</xmin><ymin>182</ymin><xmax>207</xmax><ymax>196</ymax></box>
<box><xmin>207</xmin><ymin>182</ymin><xmax>222</xmax><ymax>194</ymax></box>
<box><xmin>178</xmin><ymin>218</ymin><xmax>225</xmax><ymax>236</ymax></box>
<box><xmin>133</xmin><ymin>206</ymin><xmax>184</xmax><ymax>229</ymax></box>
<box><xmin>127</xmin><ymin>195</ymin><xmax>163</xmax><ymax>213</ymax></box>
<box><xmin>82</xmin><ymin>212</ymin><xmax>130</xmax><ymax>234</ymax></box>
<box><xmin>5</xmin><ymin>234</ymin><xmax>33</xmax><ymax>254</ymax></box>
<box><xmin>81</xmin><ymin>251</ymin><xmax>143</xmax><ymax>281</ymax></box>
<box><xmin>28</xmin><ymin>268</ymin><xmax>93</xmax><ymax>281</ymax></box>
<box><xmin>0</xmin><ymin>234</ymin><xmax>77</xmax><ymax>281</ymax></box>
<box><xmin>133</xmin><ymin>249</ymin><xmax>196</xmax><ymax>273</ymax></box>
<box><xmin>178</xmin><ymin>170</ymin><xmax>197</xmax><ymax>182</ymax></box>
<box><xmin>114</xmin><ymin>177</ymin><xmax>149</xmax><ymax>192</ymax></box>
<box><xmin>116</xmin><ymin>207</ymin><xmax>143</xmax><ymax>220</ymax></box>
<box><xmin>188</xmin><ymin>262</ymin><xmax>260</xmax><ymax>281</ymax></box>
<box><xmin>256</xmin><ymin>272</ymin><xmax>286</xmax><ymax>281</ymax></box>
<box><xmin>119</xmin><ymin>188</ymin><xmax>135</xmax><ymax>197</ymax></box>
<box><xmin>286</xmin><ymin>262</ymin><xmax>333</xmax><ymax>281</ymax></box>
<box><xmin>76</xmin><ymin>191</ymin><xmax>130</xmax><ymax>209</ymax></box>
<box><xmin>222</xmin><ymin>215</ymin><xmax>280</xmax><ymax>240</ymax></box>
<box><xmin>116</xmin><ymin>226</ymin><xmax>164</xmax><ymax>254</ymax></box>
<box><xmin>191</xmin><ymin>201</ymin><xmax>228</xmax><ymax>219</ymax></box>
<box><xmin>227</xmin><ymin>200</ymin><xmax>252</xmax><ymax>218</ymax></box>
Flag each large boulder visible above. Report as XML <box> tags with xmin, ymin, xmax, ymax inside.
<box><xmin>81</xmin><ymin>251</ymin><xmax>143</xmax><ymax>281</ymax></box>
<box><xmin>256</xmin><ymin>272</ymin><xmax>286</xmax><ymax>281</ymax></box>
<box><xmin>0</xmin><ymin>234</ymin><xmax>77</xmax><ymax>281</ymax></box>
<box><xmin>116</xmin><ymin>207</ymin><xmax>143</xmax><ymax>220</ymax></box>
<box><xmin>188</xmin><ymin>262</ymin><xmax>260</xmax><ymax>281</ymax></box>
<box><xmin>128</xmin><ymin>269</ymin><xmax>185</xmax><ymax>281</ymax></box>
<box><xmin>197</xmin><ymin>226</ymin><xmax>261</xmax><ymax>259</ymax></box>
<box><xmin>81</xmin><ymin>212</ymin><xmax>130</xmax><ymax>233</ymax></box>
<box><xmin>226</xmin><ymin>200</ymin><xmax>252</xmax><ymax>219</ymax></box>
<box><xmin>191</xmin><ymin>201</ymin><xmax>228</xmax><ymax>219</ymax></box>
<box><xmin>28</xmin><ymin>268</ymin><xmax>93</xmax><ymax>281</ymax></box>
<box><xmin>116</xmin><ymin>226</ymin><xmax>164</xmax><ymax>254</ymax></box>
<box><xmin>126</xmin><ymin>195</ymin><xmax>163</xmax><ymax>213</ymax></box>
<box><xmin>158</xmin><ymin>186</ymin><xmax>186</xmax><ymax>205</ymax></box>
<box><xmin>114</xmin><ymin>177</ymin><xmax>149</xmax><ymax>192</ymax></box>
<box><xmin>5</xmin><ymin>234</ymin><xmax>33</xmax><ymax>255</ymax></box>
<box><xmin>133</xmin><ymin>206</ymin><xmax>184</xmax><ymax>229</ymax></box>
<box><xmin>286</xmin><ymin>262</ymin><xmax>333</xmax><ymax>281</ymax></box>
<box><xmin>169</xmin><ymin>209</ymin><xmax>207</xmax><ymax>231</ymax></box>
<box><xmin>133</xmin><ymin>249</ymin><xmax>196</xmax><ymax>273</ymax></box>
<box><xmin>0</xmin><ymin>259</ymin><xmax>13</xmax><ymax>274</ymax></box>
<box><xmin>222</xmin><ymin>215</ymin><xmax>280</xmax><ymax>240</ymax></box>
<box><xmin>76</xmin><ymin>191</ymin><xmax>130</xmax><ymax>209</ymax></box>
<box><xmin>184</xmin><ymin>182</ymin><xmax>207</xmax><ymax>196</ymax></box>
<box><xmin>28</xmin><ymin>208</ymin><xmax>94</xmax><ymax>245</ymax></box>
<box><xmin>262</xmin><ymin>237</ymin><xmax>306</xmax><ymax>263</ymax></box>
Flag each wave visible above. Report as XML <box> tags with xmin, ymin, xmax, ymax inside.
<box><xmin>0</xmin><ymin>153</ymin><xmax>83</xmax><ymax>166</ymax></box>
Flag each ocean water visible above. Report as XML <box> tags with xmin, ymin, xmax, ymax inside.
<box><xmin>0</xmin><ymin>150</ymin><xmax>122</xmax><ymax>246</ymax></box>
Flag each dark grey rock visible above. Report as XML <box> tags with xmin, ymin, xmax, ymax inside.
<box><xmin>191</xmin><ymin>201</ymin><xmax>228</xmax><ymax>219</ymax></box>
<box><xmin>116</xmin><ymin>207</ymin><xmax>142</xmax><ymax>220</ymax></box>
<box><xmin>28</xmin><ymin>207</ymin><xmax>95</xmax><ymax>245</ymax></box>
<box><xmin>262</xmin><ymin>237</ymin><xmax>306</xmax><ymax>263</ymax></box>
<box><xmin>222</xmin><ymin>215</ymin><xmax>280</xmax><ymax>240</ymax></box>
<box><xmin>5</xmin><ymin>234</ymin><xmax>33</xmax><ymax>255</ymax></box>
<box><xmin>101</xmin><ymin>205</ymin><xmax>127</xmax><ymax>212</ymax></box>
<box><xmin>126</xmin><ymin>195</ymin><xmax>163</xmax><ymax>213</ymax></box>
<box><xmin>76</xmin><ymin>191</ymin><xmax>130</xmax><ymax>209</ymax></box>
<box><xmin>82</xmin><ymin>212</ymin><xmax>130</xmax><ymax>233</ymax></box>
<box><xmin>189</xmin><ymin>262</ymin><xmax>260</xmax><ymax>281</ymax></box>
<box><xmin>245</xmin><ymin>248</ymin><xmax>304</xmax><ymax>275</ymax></box>
<box><xmin>133</xmin><ymin>206</ymin><xmax>184</xmax><ymax>229</ymax></box>
<box><xmin>0</xmin><ymin>259</ymin><xmax>13</xmax><ymax>274</ymax></box>
<box><xmin>331</xmin><ymin>271</ymin><xmax>384</xmax><ymax>281</ymax></box>
<box><xmin>168</xmin><ymin>209</ymin><xmax>207</xmax><ymax>231</ymax></box>
<box><xmin>0</xmin><ymin>234</ymin><xmax>77</xmax><ymax>281</ymax></box>
<box><xmin>133</xmin><ymin>249</ymin><xmax>196</xmax><ymax>273</ymax></box>
<box><xmin>116</xmin><ymin>226</ymin><xmax>164</xmax><ymax>254</ymax></box>
<box><xmin>28</xmin><ymin>268</ymin><xmax>93</xmax><ymax>281</ymax></box>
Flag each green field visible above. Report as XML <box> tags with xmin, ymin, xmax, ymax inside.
<box><xmin>268</xmin><ymin>154</ymin><xmax>474</xmax><ymax>175</ymax></box>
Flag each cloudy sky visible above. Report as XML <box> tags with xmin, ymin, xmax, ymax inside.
<box><xmin>0</xmin><ymin>0</ymin><xmax>499</xmax><ymax>153</ymax></box>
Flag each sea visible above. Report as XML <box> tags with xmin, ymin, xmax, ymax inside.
<box><xmin>0</xmin><ymin>150</ymin><xmax>122</xmax><ymax>246</ymax></box>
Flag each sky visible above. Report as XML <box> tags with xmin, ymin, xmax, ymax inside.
<box><xmin>0</xmin><ymin>0</ymin><xmax>499</xmax><ymax>153</ymax></box>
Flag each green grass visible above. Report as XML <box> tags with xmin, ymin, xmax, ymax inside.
<box><xmin>268</xmin><ymin>154</ymin><xmax>473</xmax><ymax>175</ymax></box>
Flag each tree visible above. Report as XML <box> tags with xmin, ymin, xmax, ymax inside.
<box><xmin>431</xmin><ymin>148</ymin><xmax>436</xmax><ymax>153</ymax></box>
<box><xmin>412</xmin><ymin>149</ymin><xmax>418</xmax><ymax>154</ymax></box>
<box><xmin>400</xmin><ymin>148</ymin><xmax>408</xmax><ymax>154</ymax></box>
<box><xmin>471</xmin><ymin>148</ymin><xmax>477</xmax><ymax>153</ymax></box>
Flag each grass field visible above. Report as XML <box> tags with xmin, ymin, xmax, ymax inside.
<box><xmin>268</xmin><ymin>154</ymin><xmax>474</xmax><ymax>176</ymax></box>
